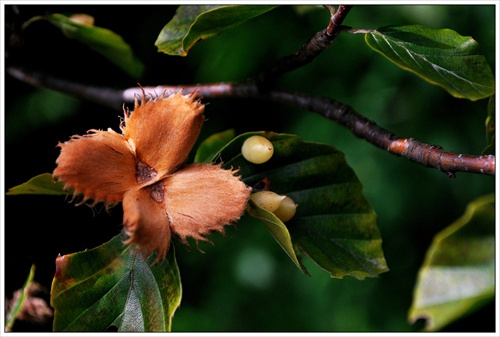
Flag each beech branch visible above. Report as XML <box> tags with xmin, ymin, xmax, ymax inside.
<box><xmin>8</xmin><ymin>65</ymin><xmax>494</xmax><ymax>177</ymax></box>
<box><xmin>125</xmin><ymin>83</ymin><xmax>495</xmax><ymax>177</ymax></box>
<box><xmin>6</xmin><ymin>5</ymin><xmax>495</xmax><ymax>177</ymax></box>
<box><xmin>256</xmin><ymin>5</ymin><xmax>352</xmax><ymax>88</ymax></box>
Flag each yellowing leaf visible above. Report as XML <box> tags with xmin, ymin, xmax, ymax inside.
<box><xmin>408</xmin><ymin>194</ymin><xmax>495</xmax><ymax>331</ymax></box>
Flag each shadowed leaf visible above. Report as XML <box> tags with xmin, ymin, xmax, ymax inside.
<box><xmin>211</xmin><ymin>131</ymin><xmax>388</xmax><ymax>279</ymax></box>
<box><xmin>195</xmin><ymin>128</ymin><xmax>236</xmax><ymax>163</ymax></box>
<box><xmin>29</xmin><ymin>13</ymin><xmax>144</xmax><ymax>79</ymax></box>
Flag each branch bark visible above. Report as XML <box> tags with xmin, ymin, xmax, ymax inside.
<box><xmin>125</xmin><ymin>82</ymin><xmax>496</xmax><ymax>177</ymax></box>
<box><xmin>7</xmin><ymin>66</ymin><xmax>124</xmax><ymax>110</ymax></box>
<box><xmin>6</xmin><ymin>5</ymin><xmax>494</xmax><ymax>177</ymax></box>
<box><xmin>256</xmin><ymin>5</ymin><xmax>352</xmax><ymax>88</ymax></box>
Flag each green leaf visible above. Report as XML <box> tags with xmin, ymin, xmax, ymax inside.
<box><xmin>214</xmin><ymin>131</ymin><xmax>388</xmax><ymax>279</ymax></box>
<box><xmin>155</xmin><ymin>5</ymin><xmax>277</xmax><ymax>56</ymax></box>
<box><xmin>365</xmin><ymin>25</ymin><xmax>495</xmax><ymax>101</ymax></box>
<box><xmin>51</xmin><ymin>233</ymin><xmax>182</xmax><ymax>332</ymax></box>
<box><xmin>408</xmin><ymin>194</ymin><xmax>495</xmax><ymax>331</ymax></box>
<box><xmin>194</xmin><ymin>129</ymin><xmax>236</xmax><ymax>163</ymax></box>
<box><xmin>5</xmin><ymin>265</ymin><xmax>36</xmax><ymax>332</ymax></box>
<box><xmin>38</xmin><ymin>13</ymin><xmax>144</xmax><ymax>79</ymax></box>
<box><xmin>246</xmin><ymin>199</ymin><xmax>309</xmax><ymax>275</ymax></box>
<box><xmin>482</xmin><ymin>95</ymin><xmax>495</xmax><ymax>155</ymax></box>
<box><xmin>6</xmin><ymin>173</ymin><xmax>69</xmax><ymax>195</ymax></box>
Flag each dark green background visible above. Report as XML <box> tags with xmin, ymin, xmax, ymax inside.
<box><xmin>3</xmin><ymin>5</ymin><xmax>495</xmax><ymax>332</ymax></box>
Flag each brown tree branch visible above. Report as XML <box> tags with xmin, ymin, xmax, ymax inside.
<box><xmin>7</xmin><ymin>66</ymin><xmax>124</xmax><ymax>110</ymax></box>
<box><xmin>7</xmin><ymin>66</ymin><xmax>495</xmax><ymax>177</ymax></box>
<box><xmin>123</xmin><ymin>83</ymin><xmax>496</xmax><ymax>177</ymax></box>
<box><xmin>325</xmin><ymin>5</ymin><xmax>352</xmax><ymax>37</ymax></box>
<box><xmin>6</xmin><ymin>5</ymin><xmax>494</xmax><ymax>177</ymax></box>
<box><xmin>256</xmin><ymin>5</ymin><xmax>352</xmax><ymax>88</ymax></box>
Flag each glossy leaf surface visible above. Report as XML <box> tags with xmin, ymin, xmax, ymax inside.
<box><xmin>408</xmin><ymin>194</ymin><xmax>495</xmax><ymax>331</ymax></box>
<box><xmin>51</xmin><ymin>233</ymin><xmax>181</xmax><ymax>332</ymax></box>
<box><xmin>365</xmin><ymin>25</ymin><xmax>495</xmax><ymax>101</ymax></box>
<box><xmin>155</xmin><ymin>5</ymin><xmax>277</xmax><ymax>56</ymax></box>
<box><xmin>211</xmin><ymin>131</ymin><xmax>388</xmax><ymax>279</ymax></box>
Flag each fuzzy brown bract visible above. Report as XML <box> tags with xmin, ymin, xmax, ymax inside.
<box><xmin>53</xmin><ymin>90</ymin><xmax>251</xmax><ymax>262</ymax></box>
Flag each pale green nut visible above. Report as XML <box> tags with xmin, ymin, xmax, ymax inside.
<box><xmin>251</xmin><ymin>191</ymin><xmax>286</xmax><ymax>213</ymax></box>
<box><xmin>241</xmin><ymin>135</ymin><xmax>274</xmax><ymax>164</ymax></box>
<box><xmin>273</xmin><ymin>196</ymin><xmax>297</xmax><ymax>222</ymax></box>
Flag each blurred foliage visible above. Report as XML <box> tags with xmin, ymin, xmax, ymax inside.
<box><xmin>4</xmin><ymin>265</ymin><xmax>36</xmax><ymax>332</ymax></box>
<box><xmin>3</xmin><ymin>4</ymin><xmax>495</xmax><ymax>332</ymax></box>
<box><xmin>483</xmin><ymin>95</ymin><xmax>495</xmax><ymax>155</ymax></box>
<box><xmin>409</xmin><ymin>194</ymin><xmax>495</xmax><ymax>331</ymax></box>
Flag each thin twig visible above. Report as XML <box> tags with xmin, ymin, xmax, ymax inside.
<box><xmin>326</xmin><ymin>5</ymin><xmax>352</xmax><ymax>37</ymax></box>
<box><xmin>341</xmin><ymin>26</ymin><xmax>374</xmax><ymax>34</ymax></box>
<box><xmin>256</xmin><ymin>5</ymin><xmax>352</xmax><ymax>88</ymax></box>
